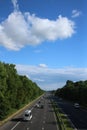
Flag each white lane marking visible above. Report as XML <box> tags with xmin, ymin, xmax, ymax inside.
<box><xmin>31</xmin><ymin>106</ymin><xmax>34</xmax><ymax>111</ymax></box>
<box><xmin>43</xmin><ymin>121</ymin><xmax>45</xmax><ymax>124</ymax></box>
<box><xmin>27</xmin><ymin>128</ymin><xmax>29</xmax><ymax>130</ymax></box>
<box><xmin>11</xmin><ymin>121</ymin><xmax>20</xmax><ymax>130</ymax></box>
<box><xmin>42</xmin><ymin>127</ymin><xmax>44</xmax><ymax>130</ymax></box>
<box><xmin>30</xmin><ymin>121</ymin><xmax>33</xmax><ymax>123</ymax></box>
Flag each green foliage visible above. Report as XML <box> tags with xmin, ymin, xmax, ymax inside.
<box><xmin>55</xmin><ymin>80</ymin><xmax>87</xmax><ymax>106</ymax></box>
<box><xmin>0</xmin><ymin>61</ymin><xmax>44</xmax><ymax>120</ymax></box>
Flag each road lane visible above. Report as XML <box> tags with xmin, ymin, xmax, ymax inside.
<box><xmin>44</xmin><ymin>99</ymin><xmax>58</xmax><ymax>130</ymax></box>
<box><xmin>0</xmin><ymin>97</ymin><xmax>40</xmax><ymax>130</ymax></box>
<box><xmin>13</xmin><ymin>96</ymin><xmax>58</xmax><ymax>130</ymax></box>
<box><xmin>0</xmin><ymin>94</ymin><xmax>59</xmax><ymax>130</ymax></box>
<box><xmin>54</xmin><ymin>97</ymin><xmax>87</xmax><ymax>130</ymax></box>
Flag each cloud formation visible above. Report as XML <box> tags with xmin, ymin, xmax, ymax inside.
<box><xmin>11</xmin><ymin>0</ymin><xmax>19</xmax><ymax>11</ymax></box>
<box><xmin>16</xmin><ymin>64</ymin><xmax>87</xmax><ymax>90</ymax></box>
<box><xmin>72</xmin><ymin>10</ymin><xmax>82</xmax><ymax>18</ymax></box>
<box><xmin>0</xmin><ymin>0</ymin><xmax>75</xmax><ymax>51</ymax></box>
<box><xmin>39</xmin><ymin>64</ymin><xmax>48</xmax><ymax>68</ymax></box>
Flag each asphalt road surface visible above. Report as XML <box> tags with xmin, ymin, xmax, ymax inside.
<box><xmin>54</xmin><ymin>97</ymin><xmax>87</xmax><ymax>130</ymax></box>
<box><xmin>0</xmin><ymin>94</ymin><xmax>59</xmax><ymax>130</ymax></box>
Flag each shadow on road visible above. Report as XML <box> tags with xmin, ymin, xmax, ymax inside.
<box><xmin>11</xmin><ymin>117</ymin><xmax>23</xmax><ymax>122</ymax></box>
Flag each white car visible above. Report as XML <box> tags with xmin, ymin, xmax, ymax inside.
<box><xmin>74</xmin><ymin>103</ymin><xmax>80</xmax><ymax>108</ymax></box>
<box><xmin>23</xmin><ymin>110</ymin><xmax>32</xmax><ymax>121</ymax></box>
<box><xmin>35</xmin><ymin>103</ymin><xmax>40</xmax><ymax>108</ymax></box>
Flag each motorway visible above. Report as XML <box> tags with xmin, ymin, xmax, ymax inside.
<box><xmin>0</xmin><ymin>94</ymin><xmax>58</xmax><ymax>130</ymax></box>
<box><xmin>54</xmin><ymin>97</ymin><xmax>87</xmax><ymax>130</ymax></box>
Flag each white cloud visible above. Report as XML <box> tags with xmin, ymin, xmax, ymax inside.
<box><xmin>33</xmin><ymin>78</ymin><xmax>45</xmax><ymax>82</ymax></box>
<box><xmin>0</xmin><ymin>0</ymin><xmax>75</xmax><ymax>51</ymax></box>
<box><xmin>72</xmin><ymin>10</ymin><xmax>82</xmax><ymax>18</ymax></box>
<box><xmin>39</xmin><ymin>64</ymin><xmax>48</xmax><ymax>68</ymax></box>
<box><xmin>11</xmin><ymin>0</ymin><xmax>19</xmax><ymax>11</ymax></box>
<box><xmin>16</xmin><ymin>64</ymin><xmax>87</xmax><ymax>90</ymax></box>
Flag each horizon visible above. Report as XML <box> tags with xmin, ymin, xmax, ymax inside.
<box><xmin>0</xmin><ymin>0</ymin><xmax>87</xmax><ymax>90</ymax></box>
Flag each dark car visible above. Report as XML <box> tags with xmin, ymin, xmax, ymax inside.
<box><xmin>40</xmin><ymin>104</ymin><xmax>44</xmax><ymax>109</ymax></box>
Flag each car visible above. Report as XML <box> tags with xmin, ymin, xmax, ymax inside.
<box><xmin>74</xmin><ymin>103</ymin><xmax>80</xmax><ymax>108</ymax></box>
<box><xmin>35</xmin><ymin>103</ymin><xmax>40</xmax><ymax>108</ymax></box>
<box><xmin>40</xmin><ymin>104</ymin><xmax>44</xmax><ymax>109</ymax></box>
<box><xmin>35</xmin><ymin>103</ymin><xmax>44</xmax><ymax>109</ymax></box>
<box><xmin>38</xmin><ymin>100</ymin><xmax>41</xmax><ymax>104</ymax></box>
<box><xmin>23</xmin><ymin>110</ymin><xmax>32</xmax><ymax>121</ymax></box>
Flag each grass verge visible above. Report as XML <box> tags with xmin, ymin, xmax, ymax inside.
<box><xmin>52</xmin><ymin>101</ymin><xmax>74</xmax><ymax>130</ymax></box>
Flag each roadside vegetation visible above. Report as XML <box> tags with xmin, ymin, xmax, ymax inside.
<box><xmin>53</xmin><ymin>79</ymin><xmax>87</xmax><ymax>129</ymax></box>
<box><xmin>0</xmin><ymin>61</ymin><xmax>44</xmax><ymax>120</ymax></box>
<box><xmin>55</xmin><ymin>80</ymin><xmax>87</xmax><ymax>107</ymax></box>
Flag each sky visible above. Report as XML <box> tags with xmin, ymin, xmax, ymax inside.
<box><xmin>0</xmin><ymin>0</ymin><xmax>87</xmax><ymax>90</ymax></box>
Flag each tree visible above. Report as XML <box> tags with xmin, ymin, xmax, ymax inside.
<box><xmin>0</xmin><ymin>61</ymin><xmax>44</xmax><ymax>120</ymax></box>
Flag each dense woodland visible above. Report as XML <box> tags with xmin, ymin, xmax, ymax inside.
<box><xmin>0</xmin><ymin>61</ymin><xmax>44</xmax><ymax>120</ymax></box>
<box><xmin>55</xmin><ymin>80</ymin><xmax>87</xmax><ymax>106</ymax></box>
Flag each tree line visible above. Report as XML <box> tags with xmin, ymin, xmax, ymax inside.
<box><xmin>0</xmin><ymin>61</ymin><xmax>44</xmax><ymax>120</ymax></box>
<box><xmin>55</xmin><ymin>80</ymin><xmax>87</xmax><ymax>106</ymax></box>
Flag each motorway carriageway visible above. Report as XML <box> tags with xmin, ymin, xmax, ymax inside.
<box><xmin>0</xmin><ymin>94</ymin><xmax>59</xmax><ymax>130</ymax></box>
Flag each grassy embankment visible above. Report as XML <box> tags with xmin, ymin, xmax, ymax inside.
<box><xmin>0</xmin><ymin>94</ymin><xmax>44</xmax><ymax>126</ymax></box>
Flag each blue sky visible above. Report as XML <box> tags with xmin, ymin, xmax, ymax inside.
<box><xmin>0</xmin><ymin>0</ymin><xmax>87</xmax><ymax>90</ymax></box>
